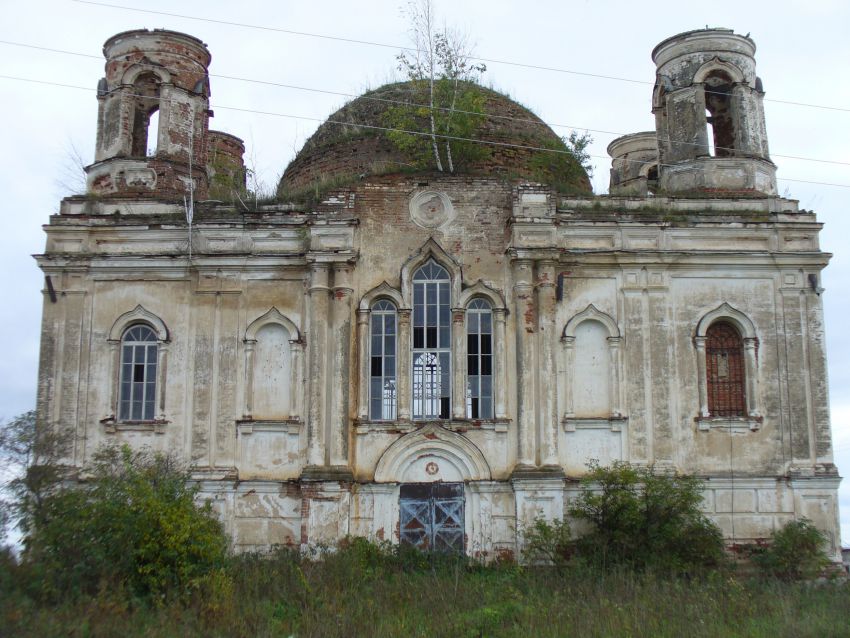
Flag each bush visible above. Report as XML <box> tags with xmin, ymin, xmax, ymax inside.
<box><xmin>753</xmin><ymin>518</ymin><xmax>830</xmax><ymax>580</ymax></box>
<box><xmin>522</xmin><ymin>517</ymin><xmax>573</xmax><ymax>566</ymax></box>
<box><xmin>19</xmin><ymin>445</ymin><xmax>228</xmax><ymax>602</ymax></box>
<box><xmin>569</xmin><ymin>461</ymin><xmax>725</xmax><ymax>572</ymax></box>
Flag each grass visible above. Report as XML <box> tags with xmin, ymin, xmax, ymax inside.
<box><xmin>1</xmin><ymin>542</ymin><xmax>847</xmax><ymax>638</ymax></box>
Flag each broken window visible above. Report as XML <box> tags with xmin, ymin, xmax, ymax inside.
<box><xmin>119</xmin><ymin>324</ymin><xmax>158</xmax><ymax>421</ymax></box>
<box><xmin>706</xmin><ymin>321</ymin><xmax>746</xmax><ymax>417</ymax></box>
<box><xmin>370</xmin><ymin>300</ymin><xmax>397</xmax><ymax>420</ymax></box>
<box><xmin>703</xmin><ymin>70</ymin><xmax>735</xmax><ymax>157</ymax></box>
<box><xmin>130</xmin><ymin>72</ymin><xmax>162</xmax><ymax>157</ymax></box>
<box><xmin>466</xmin><ymin>298</ymin><xmax>492</xmax><ymax>419</ymax></box>
<box><xmin>412</xmin><ymin>260</ymin><xmax>451</xmax><ymax>419</ymax></box>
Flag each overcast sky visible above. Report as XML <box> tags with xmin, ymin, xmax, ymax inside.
<box><xmin>1</xmin><ymin>0</ymin><xmax>848</xmax><ymax>544</ymax></box>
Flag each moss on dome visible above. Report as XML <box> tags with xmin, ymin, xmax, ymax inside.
<box><xmin>278</xmin><ymin>81</ymin><xmax>591</xmax><ymax>198</ymax></box>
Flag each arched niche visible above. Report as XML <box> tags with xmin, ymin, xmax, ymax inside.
<box><xmin>243</xmin><ymin>308</ymin><xmax>303</xmax><ymax>420</ymax></box>
<box><xmin>562</xmin><ymin>305</ymin><xmax>623</xmax><ymax>421</ymax></box>
<box><xmin>374</xmin><ymin>423</ymin><xmax>491</xmax><ymax>483</ymax></box>
<box><xmin>245</xmin><ymin>307</ymin><xmax>301</xmax><ymax>341</ymax></box>
<box><xmin>563</xmin><ymin>304</ymin><xmax>620</xmax><ymax>339</ymax></box>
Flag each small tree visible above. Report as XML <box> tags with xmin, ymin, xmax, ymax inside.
<box><xmin>570</xmin><ymin>461</ymin><xmax>724</xmax><ymax>571</ymax></box>
<box><xmin>0</xmin><ymin>410</ymin><xmax>68</xmax><ymax>546</ymax></box>
<box><xmin>753</xmin><ymin>518</ymin><xmax>830</xmax><ymax>580</ymax></box>
<box><xmin>522</xmin><ymin>517</ymin><xmax>573</xmax><ymax>567</ymax></box>
<box><xmin>388</xmin><ymin>0</ymin><xmax>487</xmax><ymax>172</ymax></box>
<box><xmin>19</xmin><ymin>444</ymin><xmax>228</xmax><ymax>601</ymax></box>
<box><xmin>564</xmin><ymin>131</ymin><xmax>594</xmax><ymax>179</ymax></box>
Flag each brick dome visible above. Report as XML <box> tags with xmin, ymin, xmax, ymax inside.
<box><xmin>278</xmin><ymin>81</ymin><xmax>591</xmax><ymax>196</ymax></box>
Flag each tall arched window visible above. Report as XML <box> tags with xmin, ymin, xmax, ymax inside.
<box><xmin>370</xmin><ymin>300</ymin><xmax>397</xmax><ymax>420</ymax></box>
<box><xmin>466</xmin><ymin>298</ymin><xmax>492</xmax><ymax>419</ymax></box>
<box><xmin>119</xmin><ymin>324</ymin><xmax>158</xmax><ymax>421</ymax></box>
<box><xmin>412</xmin><ymin>260</ymin><xmax>451</xmax><ymax>419</ymax></box>
<box><xmin>706</xmin><ymin>321</ymin><xmax>746</xmax><ymax>417</ymax></box>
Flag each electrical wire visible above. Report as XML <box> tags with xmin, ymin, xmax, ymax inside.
<box><xmin>1</xmin><ymin>38</ymin><xmax>848</xmax><ymax>168</ymax></box>
<box><xmin>1</xmin><ymin>73</ymin><xmax>848</xmax><ymax>189</ymax></box>
<box><xmin>70</xmin><ymin>0</ymin><xmax>850</xmax><ymax>113</ymax></box>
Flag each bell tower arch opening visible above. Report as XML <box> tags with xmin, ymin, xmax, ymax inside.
<box><xmin>703</xmin><ymin>69</ymin><xmax>735</xmax><ymax>157</ymax></box>
<box><xmin>129</xmin><ymin>71</ymin><xmax>162</xmax><ymax>158</ymax></box>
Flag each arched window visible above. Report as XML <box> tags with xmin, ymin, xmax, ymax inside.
<box><xmin>412</xmin><ymin>260</ymin><xmax>451</xmax><ymax>419</ymax></box>
<box><xmin>370</xmin><ymin>300</ymin><xmax>397</xmax><ymax>420</ymax></box>
<box><xmin>119</xmin><ymin>324</ymin><xmax>158</xmax><ymax>421</ymax></box>
<box><xmin>706</xmin><ymin>321</ymin><xmax>746</xmax><ymax>417</ymax></box>
<box><xmin>466</xmin><ymin>298</ymin><xmax>492</xmax><ymax>419</ymax></box>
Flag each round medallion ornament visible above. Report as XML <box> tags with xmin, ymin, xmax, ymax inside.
<box><xmin>409</xmin><ymin>190</ymin><xmax>454</xmax><ymax>229</ymax></box>
<box><xmin>425</xmin><ymin>461</ymin><xmax>440</xmax><ymax>476</ymax></box>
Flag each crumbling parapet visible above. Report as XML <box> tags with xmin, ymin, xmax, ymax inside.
<box><xmin>207</xmin><ymin>130</ymin><xmax>247</xmax><ymax>201</ymax></box>
<box><xmin>87</xmin><ymin>29</ymin><xmax>212</xmax><ymax>200</ymax></box>
<box><xmin>651</xmin><ymin>28</ymin><xmax>776</xmax><ymax>196</ymax></box>
<box><xmin>607</xmin><ymin>132</ymin><xmax>659</xmax><ymax>196</ymax></box>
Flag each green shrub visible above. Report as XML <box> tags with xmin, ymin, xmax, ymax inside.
<box><xmin>522</xmin><ymin>517</ymin><xmax>573</xmax><ymax>566</ymax></box>
<box><xmin>753</xmin><ymin>518</ymin><xmax>830</xmax><ymax>580</ymax></box>
<box><xmin>19</xmin><ymin>445</ymin><xmax>228</xmax><ymax>602</ymax></box>
<box><xmin>570</xmin><ymin>461</ymin><xmax>725</xmax><ymax>572</ymax></box>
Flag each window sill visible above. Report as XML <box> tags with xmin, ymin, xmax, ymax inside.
<box><xmin>562</xmin><ymin>416</ymin><xmax>627</xmax><ymax>432</ymax></box>
<box><xmin>100</xmin><ymin>416</ymin><xmax>168</xmax><ymax>434</ymax></box>
<box><xmin>354</xmin><ymin>418</ymin><xmax>510</xmax><ymax>435</ymax></box>
<box><xmin>695</xmin><ymin>415</ymin><xmax>762</xmax><ymax>432</ymax></box>
<box><xmin>236</xmin><ymin>418</ymin><xmax>301</xmax><ymax>436</ymax></box>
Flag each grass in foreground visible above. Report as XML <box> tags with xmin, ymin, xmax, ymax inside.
<box><xmin>1</xmin><ymin>541</ymin><xmax>848</xmax><ymax>638</ymax></box>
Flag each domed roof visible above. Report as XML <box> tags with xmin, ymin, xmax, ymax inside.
<box><xmin>278</xmin><ymin>81</ymin><xmax>591</xmax><ymax>196</ymax></box>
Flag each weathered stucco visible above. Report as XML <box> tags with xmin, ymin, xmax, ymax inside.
<box><xmin>35</xmin><ymin>28</ymin><xmax>841</xmax><ymax>560</ymax></box>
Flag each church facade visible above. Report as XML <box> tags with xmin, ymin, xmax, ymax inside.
<box><xmin>35</xmin><ymin>27</ymin><xmax>841</xmax><ymax>559</ymax></box>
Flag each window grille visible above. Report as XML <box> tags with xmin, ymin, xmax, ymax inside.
<box><xmin>412</xmin><ymin>260</ymin><xmax>451</xmax><ymax>419</ymax></box>
<box><xmin>706</xmin><ymin>321</ymin><xmax>746</xmax><ymax>417</ymax></box>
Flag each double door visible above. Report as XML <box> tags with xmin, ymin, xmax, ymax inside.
<box><xmin>399</xmin><ymin>482</ymin><xmax>464</xmax><ymax>553</ymax></box>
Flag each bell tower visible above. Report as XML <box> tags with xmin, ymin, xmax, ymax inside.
<box><xmin>86</xmin><ymin>29</ymin><xmax>211</xmax><ymax>200</ymax></box>
<box><xmin>651</xmin><ymin>28</ymin><xmax>776</xmax><ymax>195</ymax></box>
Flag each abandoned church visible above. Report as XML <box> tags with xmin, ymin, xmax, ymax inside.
<box><xmin>35</xmin><ymin>27</ymin><xmax>842</xmax><ymax>560</ymax></box>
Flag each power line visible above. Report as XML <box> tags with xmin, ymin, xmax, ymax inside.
<box><xmin>2</xmin><ymin>39</ymin><xmax>848</xmax><ymax>169</ymax></box>
<box><xmin>70</xmin><ymin>0</ymin><xmax>850</xmax><ymax>114</ymax></box>
<box><xmin>1</xmin><ymin>72</ymin><xmax>848</xmax><ymax>189</ymax></box>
